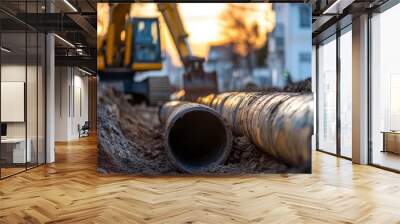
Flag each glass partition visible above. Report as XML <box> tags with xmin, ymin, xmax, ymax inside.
<box><xmin>26</xmin><ymin>0</ymin><xmax>46</xmax><ymax>169</ymax></box>
<box><xmin>1</xmin><ymin>31</ymin><xmax>28</xmax><ymax>177</ymax></box>
<box><xmin>0</xmin><ymin>1</ymin><xmax>46</xmax><ymax>179</ymax></box>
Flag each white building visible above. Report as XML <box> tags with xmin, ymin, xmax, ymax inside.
<box><xmin>267</xmin><ymin>3</ymin><xmax>312</xmax><ymax>87</ymax></box>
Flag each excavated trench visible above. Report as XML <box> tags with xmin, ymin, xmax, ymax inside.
<box><xmin>97</xmin><ymin>80</ymin><xmax>311</xmax><ymax>175</ymax></box>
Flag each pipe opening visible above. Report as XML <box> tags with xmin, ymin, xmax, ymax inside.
<box><xmin>168</xmin><ymin>110</ymin><xmax>228</xmax><ymax>171</ymax></box>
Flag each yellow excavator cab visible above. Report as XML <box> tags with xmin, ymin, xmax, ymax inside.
<box><xmin>124</xmin><ymin>18</ymin><xmax>162</xmax><ymax>71</ymax></box>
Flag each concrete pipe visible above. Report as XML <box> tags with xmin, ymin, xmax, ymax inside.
<box><xmin>197</xmin><ymin>92</ymin><xmax>313</xmax><ymax>169</ymax></box>
<box><xmin>159</xmin><ymin>101</ymin><xmax>233</xmax><ymax>173</ymax></box>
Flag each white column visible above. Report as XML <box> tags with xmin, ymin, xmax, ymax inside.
<box><xmin>352</xmin><ymin>14</ymin><xmax>369</xmax><ymax>164</ymax></box>
<box><xmin>46</xmin><ymin>32</ymin><xmax>55</xmax><ymax>163</ymax></box>
<box><xmin>45</xmin><ymin>0</ymin><xmax>56</xmax><ymax>163</ymax></box>
<box><xmin>312</xmin><ymin>45</ymin><xmax>317</xmax><ymax>151</ymax></box>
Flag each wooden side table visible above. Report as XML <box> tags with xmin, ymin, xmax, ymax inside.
<box><xmin>382</xmin><ymin>131</ymin><xmax>400</xmax><ymax>154</ymax></box>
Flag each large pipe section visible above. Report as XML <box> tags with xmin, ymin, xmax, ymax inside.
<box><xmin>197</xmin><ymin>92</ymin><xmax>313</xmax><ymax>169</ymax></box>
<box><xmin>159</xmin><ymin>101</ymin><xmax>233</xmax><ymax>173</ymax></box>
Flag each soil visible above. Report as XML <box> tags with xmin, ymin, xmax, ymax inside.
<box><xmin>97</xmin><ymin>81</ymin><xmax>309</xmax><ymax>175</ymax></box>
<box><xmin>284</xmin><ymin>78</ymin><xmax>312</xmax><ymax>93</ymax></box>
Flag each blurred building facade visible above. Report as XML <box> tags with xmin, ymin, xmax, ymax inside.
<box><xmin>205</xmin><ymin>4</ymin><xmax>312</xmax><ymax>92</ymax></box>
<box><xmin>267</xmin><ymin>3</ymin><xmax>312</xmax><ymax>88</ymax></box>
<box><xmin>206</xmin><ymin>44</ymin><xmax>271</xmax><ymax>92</ymax></box>
<box><xmin>205</xmin><ymin>44</ymin><xmax>235</xmax><ymax>92</ymax></box>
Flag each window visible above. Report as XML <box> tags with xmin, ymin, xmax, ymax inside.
<box><xmin>370</xmin><ymin>3</ymin><xmax>400</xmax><ymax>171</ymax></box>
<box><xmin>299</xmin><ymin>5</ymin><xmax>311</xmax><ymax>28</ymax></box>
<box><xmin>317</xmin><ymin>36</ymin><xmax>337</xmax><ymax>154</ymax></box>
<box><xmin>312</xmin><ymin>46</ymin><xmax>317</xmax><ymax>151</ymax></box>
<box><xmin>299</xmin><ymin>52</ymin><xmax>311</xmax><ymax>80</ymax></box>
<box><xmin>276</xmin><ymin>37</ymin><xmax>284</xmax><ymax>49</ymax></box>
<box><xmin>133</xmin><ymin>19</ymin><xmax>161</xmax><ymax>63</ymax></box>
<box><xmin>339</xmin><ymin>28</ymin><xmax>352</xmax><ymax>158</ymax></box>
<box><xmin>316</xmin><ymin>27</ymin><xmax>353</xmax><ymax>159</ymax></box>
<box><xmin>299</xmin><ymin>52</ymin><xmax>311</xmax><ymax>63</ymax></box>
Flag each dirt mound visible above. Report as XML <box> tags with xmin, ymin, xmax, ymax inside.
<box><xmin>97</xmin><ymin>87</ymin><xmax>175</xmax><ymax>175</ymax></box>
<box><xmin>284</xmin><ymin>78</ymin><xmax>312</xmax><ymax>93</ymax></box>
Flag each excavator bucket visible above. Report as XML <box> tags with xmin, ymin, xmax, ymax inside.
<box><xmin>182</xmin><ymin>57</ymin><xmax>218</xmax><ymax>101</ymax></box>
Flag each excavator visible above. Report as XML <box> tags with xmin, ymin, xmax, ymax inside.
<box><xmin>97</xmin><ymin>3</ymin><xmax>218</xmax><ymax>105</ymax></box>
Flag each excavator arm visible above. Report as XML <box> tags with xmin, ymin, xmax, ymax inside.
<box><xmin>105</xmin><ymin>4</ymin><xmax>131</xmax><ymax>67</ymax></box>
<box><xmin>157</xmin><ymin>3</ymin><xmax>218</xmax><ymax>99</ymax></box>
<box><xmin>157</xmin><ymin>3</ymin><xmax>192</xmax><ymax>61</ymax></box>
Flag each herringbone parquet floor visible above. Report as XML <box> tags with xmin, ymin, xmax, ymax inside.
<box><xmin>1</xmin><ymin>135</ymin><xmax>400</xmax><ymax>223</ymax></box>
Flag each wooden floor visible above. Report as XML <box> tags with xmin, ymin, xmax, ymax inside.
<box><xmin>373</xmin><ymin>150</ymin><xmax>400</xmax><ymax>171</ymax></box>
<box><xmin>1</xmin><ymin>135</ymin><xmax>400</xmax><ymax>223</ymax></box>
<box><xmin>1</xmin><ymin>167</ymin><xmax>26</xmax><ymax>178</ymax></box>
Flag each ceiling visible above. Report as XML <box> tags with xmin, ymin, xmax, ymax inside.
<box><xmin>312</xmin><ymin>0</ymin><xmax>389</xmax><ymax>43</ymax></box>
<box><xmin>0</xmin><ymin>0</ymin><xmax>97</xmax><ymax>72</ymax></box>
<box><xmin>2</xmin><ymin>0</ymin><xmax>392</xmax><ymax>71</ymax></box>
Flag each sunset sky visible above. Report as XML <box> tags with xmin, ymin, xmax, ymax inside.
<box><xmin>98</xmin><ymin>3</ymin><xmax>275</xmax><ymax>66</ymax></box>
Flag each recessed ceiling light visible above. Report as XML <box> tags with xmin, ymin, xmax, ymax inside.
<box><xmin>1</xmin><ymin>47</ymin><xmax>11</xmax><ymax>53</ymax></box>
<box><xmin>78</xmin><ymin>67</ymin><xmax>92</xmax><ymax>76</ymax></box>
<box><xmin>54</xmin><ymin>34</ymin><xmax>75</xmax><ymax>48</ymax></box>
<box><xmin>63</xmin><ymin>0</ymin><xmax>78</xmax><ymax>12</ymax></box>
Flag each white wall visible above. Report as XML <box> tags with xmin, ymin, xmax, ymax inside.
<box><xmin>55</xmin><ymin>67</ymin><xmax>89</xmax><ymax>141</ymax></box>
<box><xmin>55</xmin><ymin>66</ymin><xmax>70</xmax><ymax>141</ymax></box>
<box><xmin>1</xmin><ymin>65</ymin><xmax>28</xmax><ymax>138</ymax></box>
<box><xmin>72</xmin><ymin>73</ymin><xmax>89</xmax><ymax>138</ymax></box>
<box><xmin>1</xmin><ymin>63</ymin><xmax>46</xmax><ymax>164</ymax></box>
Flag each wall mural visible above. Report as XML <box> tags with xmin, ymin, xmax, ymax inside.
<box><xmin>97</xmin><ymin>3</ymin><xmax>313</xmax><ymax>175</ymax></box>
